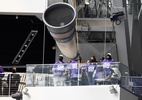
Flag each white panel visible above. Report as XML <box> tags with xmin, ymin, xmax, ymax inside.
<box><xmin>0</xmin><ymin>97</ymin><xmax>14</xmax><ymax>100</ymax></box>
<box><xmin>0</xmin><ymin>0</ymin><xmax>48</xmax><ymax>18</ymax></box>
<box><xmin>23</xmin><ymin>85</ymin><xmax>120</xmax><ymax>100</ymax></box>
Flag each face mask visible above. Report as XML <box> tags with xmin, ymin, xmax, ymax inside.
<box><xmin>59</xmin><ymin>56</ymin><xmax>63</xmax><ymax>62</ymax></box>
<box><xmin>90</xmin><ymin>59</ymin><xmax>94</xmax><ymax>63</ymax></box>
<box><xmin>12</xmin><ymin>69</ymin><xmax>16</xmax><ymax>73</ymax></box>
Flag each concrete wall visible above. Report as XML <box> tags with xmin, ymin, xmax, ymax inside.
<box><xmin>120</xmin><ymin>88</ymin><xmax>138</xmax><ymax>100</ymax></box>
<box><xmin>23</xmin><ymin>85</ymin><xmax>120</xmax><ymax>100</ymax></box>
<box><xmin>0</xmin><ymin>85</ymin><xmax>138</xmax><ymax>100</ymax></box>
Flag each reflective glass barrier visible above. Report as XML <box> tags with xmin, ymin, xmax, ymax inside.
<box><xmin>26</xmin><ymin>62</ymin><xmax>121</xmax><ymax>87</ymax></box>
<box><xmin>121</xmin><ymin>76</ymin><xmax>142</xmax><ymax>97</ymax></box>
<box><xmin>2</xmin><ymin>62</ymin><xmax>139</xmax><ymax>97</ymax></box>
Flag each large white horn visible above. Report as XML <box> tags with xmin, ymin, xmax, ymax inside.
<box><xmin>43</xmin><ymin>2</ymin><xmax>78</xmax><ymax>59</ymax></box>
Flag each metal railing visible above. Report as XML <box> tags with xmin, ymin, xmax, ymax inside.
<box><xmin>25</xmin><ymin>62</ymin><xmax>121</xmax><ymax>87</ymax></box>
<box><xmin>1</xmin><ymin>62</ymin><xmax>141</xmax><ymax>97</ymax></box>
<box><xmin>121</xmin><ymin>76</ymin><xmax>142</xmax><ymax>97</ymax></box>
<box><xmin>0</xmin><ymin>73</ymin><xmax>26</xmax><ymax>96</ymax></box>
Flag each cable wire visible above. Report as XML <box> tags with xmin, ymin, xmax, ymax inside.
<box><xmin>42</xmin><ymin>24</ymin><xmax>46</xmax><ymax>64</ymax></box>
<box><xmin>74</xmin><ymin>0</ymin><xmax>80</xmax><ymax>52</ymax></box>
<box><xmin>42</xmin><ymin>0</ymin><xmax>47</xmax><ymax>64</ymax></box>
<box><xmin>113</xmin><ymin>0</ymin><xmax>120</xmax><ymax>12</ymax></box>
<box><xmin>104</xmin><ymin>1</ymin><xmax>108</xmax><ymax>58</ymax></box>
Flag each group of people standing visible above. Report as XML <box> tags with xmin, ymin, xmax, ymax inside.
<box><xmin>0</xmin><ymin>67</ymin><xmax>20</xmax><ymax>95</ymax></box>
<box><xmin>52</xmin><ymin>53</ymin><xmax>121</xmax><ymax>86</ymax></box>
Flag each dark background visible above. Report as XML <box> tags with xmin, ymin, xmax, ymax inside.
<box><xmin>0</xmin><ymin>15</ymin><xmax>56</xmax><ymax>67</ymax></box>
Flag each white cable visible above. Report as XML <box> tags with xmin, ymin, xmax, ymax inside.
<box><xmin>104</xmin><ymin>19</ymin><xmax>107</xmax><ymax>57</ymax></box>
<box><xmin>104</xmin><ymin>2</ymin><xmax>107</xmax><ymax>58</ymax></box>
<box><xmin>42</xmin><ymin>0</ymin><xmax>47</xmax><ymax>64</ymax></box>
<box><xmin>113</xmin><ymin>0</ymin><xmax>120</xmax><ymax>12</ymax></box>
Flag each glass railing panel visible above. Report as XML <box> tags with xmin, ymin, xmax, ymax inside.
<box><xmin>1</xmin><ymin>62</ymin><xmax>142</xmax><ymax>97</ymax></box>
<box><xmin>119</xmin><ymin>62</ymin><xmax>142</xmax><ymax>76</ymax></box>
<box><xmin>26</xmin><ymin>64</ymin><xmax>78</xmax><ymax>87</ymax></box>
<box><xmin>117</xmin><ymin>62</ymin><xmax>129</xmax><ymax>76</ymax></box>
<box><xmin>94</xmin><ymin>62</ymin><xmax>120</xmax><ymax>85</ymax></box>
<box><xmin>26</xmin><ymin>64</ymin><xmax>54</xmax><ymax>87</ymax></box>
<box><xmin>26</xmin><ymin>62</ymin><xmax>121</xmax><ymax>87</ymax></box>
<box><xmin>120</xmin><ymin>76</ymin><xmax>142</xmax><ymax>96</ymax></box>
<box><xmin>0</xmin><ymin>62</ymin><xmax>122</xmax><ymax>97</ymax></box>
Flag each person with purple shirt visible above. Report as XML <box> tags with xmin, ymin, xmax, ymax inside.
<box><xmin>80</xmin><ymin>64</ymin><xmax>88</xmax><ymax>85</ymax></box>
<box><xmin>93</xmin><ymin>65</ymin><xmax>106</xmax><ymax>85</ymax></box>
<box><xmin>68</xmin><ymin>59</ymin><xmax>79</xmax><ymax>86</ymax></box>
<box><xmin>102</xmin><ymin>53</ymin><xmax>114</xmax><ymax>81</ymax></box>
<box><xmin>85</xmin><ymin>59</ymin><xmax>97</xmax><ymax>85</ymax></box>
<box><xmin>0</xmin><ymin>66</ymin><xmax>4</xmax><ymax>78</ymax></box>
<box><xmin>52</xmin><ymin>55</ymin><xmax>66</xmax><ymax>86</ymax></box>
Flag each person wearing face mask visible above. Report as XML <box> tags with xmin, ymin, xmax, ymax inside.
<box><xmin>85</xmin><ymin>56</ymin><xmax>97</xmax><ymax>85</ymax></box>
<box><xmin>90</xmin><ymin>56</ymin><xmax>98</xmax><ymax>63</ymax></box>
<box><xmin>52</xmin><ymin>55</ymin><xmax>66</xmax><ymax>86</ymax></box>
<box><xmin>102</xmin><ymin>53</ymin><xmax>114</xmax><ymax>84</ymax></box>
<box><xmin>7</xmin><ymin>67</ymin><xmax>20</xmax><ymax>95</ymax></box>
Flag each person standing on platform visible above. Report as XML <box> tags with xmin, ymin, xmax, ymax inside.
<box><xmin>102</xmin><ymin>53</ymin><xmax>114</xmax><ymax>83</ymax></box>
<box><xmin>7</xmin><ymin>67</ymin><xmax>20</xmax><ymax>95</ymax></box>
<box><xmin>52</xmin><ymin>55</ymin><xmax>66</xmax><ymax>86</ymax></box>
<box><xmin>85</xmin><ymin>56</ymin><xmax>97</xmax><ymax>85</ymax></box>
<box><xmin>68</xmin><ymin>59</ymin><xmax>79</xmax><ymax>86</ymax></box>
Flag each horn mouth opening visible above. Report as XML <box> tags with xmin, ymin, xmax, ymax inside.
<box><xmin>42</xmin><ymin>2</ymin><xmax>76</xmax><ymax>34</ymax></box>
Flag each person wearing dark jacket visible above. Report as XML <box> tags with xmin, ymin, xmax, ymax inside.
<box><xmin>7</xmin><ymin>67</ymin><xmax>20</xmax><ymax>95</ymax></box>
